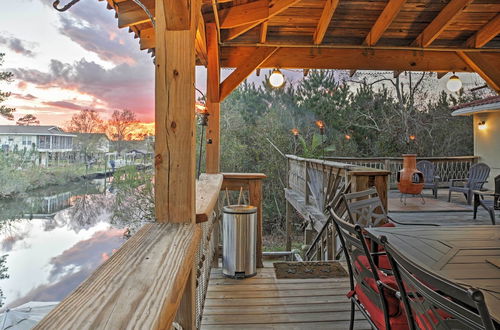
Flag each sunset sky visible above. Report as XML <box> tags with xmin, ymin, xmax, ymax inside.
<box><xmin>0</xmin><ymin>0</ymin><xmax>196</xmax><ymax>127</ymax></box>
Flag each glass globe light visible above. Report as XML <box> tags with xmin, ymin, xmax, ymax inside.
<box><xmin>446</xmin><ymin>74</ymin><xmax>462</xmax><ymax>92</ymax></box>
<box><xmin>269</xmin><ymin>69</ymin><xmax>285</xmax><ymax>88</ymax></box>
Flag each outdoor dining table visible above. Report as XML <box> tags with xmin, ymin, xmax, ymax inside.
<box><xmin>365</xmin><ymin>225</ymin><xmax>500</xmax><ymax>324</ymax></box>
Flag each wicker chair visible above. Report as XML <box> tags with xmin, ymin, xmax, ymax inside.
<box><xmin>448</xmin><ymin>163</ymin><xmax>490</xmax><ymax>205</ymax></box>
<box><xmin>416</xmin><ymin>160</ymin><xmax>439</xmax><ymax>199</ymax></box>
<box><xmin>382</xmin><ymin>237</ymin><xmax>496</xmax><ymax>330</ymax></box>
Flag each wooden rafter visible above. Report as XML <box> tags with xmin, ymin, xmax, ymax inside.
<box><xmin>260</xmin><ymin>21</ymin><xmax>268</xmax><ymax>44</ymax></box>
<box><xmin>364</xmin><ymin>0</ymin><xmax>407</xmax><ymax>46</ymax></box>
<box><xmin>217</xmin><ymin>0</ymin><xmax>269</xmax><ymax>29</ymax></box>
<box><xmin>196</xmin><ymin>13</ymin><xmax>208</xmax><ymax>65</ymax></box>
<box><xmin>456</xmin><ymin>51</ymin><xmax>500</xmax><ymax>92</ymax></box>
<box><xmin>465</xmin><ymin>14</ymin><xmax>500</xmax><ymax>48</ymax></box>
<box><xmin>412</xmin><ymin>0</ymin><xmax>473</xmax><ymax>47</ymax></box>
<box><xmin>220</xmin><ymin>47</ymin><xmax>279</xmax><ymax>101</ymax></box>
<box><xmin>117</xmin><ymin>0</ymin><xmax>154</xmax><ymax>28</ymax></box>
<box><xmin>349</xmin><ymin>70</ymin><xmax>356</xmax><ymax>77</ymax></box>
<box><xmin>224</xmin><ymin>0</ymin><xmax>300</xmax><ymax>41</ymax></box>
<box><xmin>313</xmin><ymin>0</ymin><xmax>340</xmax><ymax>45</ymax></box>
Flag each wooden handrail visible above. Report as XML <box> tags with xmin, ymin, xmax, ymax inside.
<box><xmin>325</xmin><ymin>155</ymin><xmax>479</xmax><ymax>161</ymax></box>
<box><xmin>196</xmin><ymin>173</ymin><xmax>223</xmax><ymax>223</ymax></box>
<box><xmin>34</xmin><ymin>223</ymin><xmax>201</xmax><ymax>329</ymax></box>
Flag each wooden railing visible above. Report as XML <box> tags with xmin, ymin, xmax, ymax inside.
<box><xmin>285</xmin><ymin>155</ymin><xmax>390</xmax><ymax>261</ymax></box>
<box><xmin>35</xmin><ymin>174</ymin><xmax>223</xmax><ymax>330</ymax></box>
<box><xmin>324</xmin><ymin>156</ymin><xmax>479</xmax><ymax>188</ymax></box>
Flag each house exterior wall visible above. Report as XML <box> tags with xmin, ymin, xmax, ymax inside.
<box><xmin>474</xmin><ymin>111</ymin><xmax>500</xmax><ymax>190</ymax></box>
<box><xmin>0</xmin><ymin>134</ymin><xmax>74</xmax><ymax>153</ymax></box>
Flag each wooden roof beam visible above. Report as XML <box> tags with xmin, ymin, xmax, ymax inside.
<box><xmin>313</xmin><ymin>0</ymin><xmax>340</xmax><ymax>45</ymax></box>
<box><xmin>364</xmin><ymin>0</ymin><xmax>407</xmax><ymax>46</ymax></box>
<box><xmin>260</xmin><ymin>21</ymin><xmax>269</xmax><ymax>44</ymax></box>
<box><xmin>412</xmin><ymin>0</ymin><xmax>473</xmax><ymax>47</ymax></box>
<box><xmin>221</xmin><ymin>47</ymin><xmax>487</xmax><ymax>72</ymax></box>
<box><xmin>456</xmin><ymin>51</ymin><xmax>500</xmax><ymax>92</ymax></box>
<box><xmin>117</xmin><ymin>0</ymin><xmax>155</xmax><ymax>28</ymax></box>
<box><xmin>465</xmin><ymin>14</ymin><xmax>500</xmax><ymax>48</ymax></box>
<box><xmin>224</xmin><ymin>0</ymin><xmax>301</xmax><ymax>41</ymax></box>
<box><xmin>207</xmin><ymin>23</ymin><xmax>220</xmax><ymax>103</ymax></box>
<box><xmin>349</xmin><ymin>70</ymin><xmax>356</xmax><ymax>77</ymax></box>
<box><xmin>220</xmin><ymin>47</ymin><xmax>278</xmax><ymax>101</ymax></box>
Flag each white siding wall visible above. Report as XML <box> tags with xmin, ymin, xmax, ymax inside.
<box><xmin>474</xmin><ymin>111</ymin><xmax>500</xmax><ymax>190</ymax></box>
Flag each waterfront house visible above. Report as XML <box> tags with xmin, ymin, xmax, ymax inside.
<box><xmin>0</xmin><ymin>125</ymin><xmax>76</xmax><ymax>166</ymax></box>
<box><xmin>452</xmin><ymin>96</ymin><xmax>500</xmax><ymax>189</ymax></box>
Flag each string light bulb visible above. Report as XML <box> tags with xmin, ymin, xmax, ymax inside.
<box><xmin>269</xmin><ymin>69</ymin><xmax>285</xmax><ymax>88</ymax></box>
<box><xmin>446</xmin><ymin>74</ymin><xmax>462</xmax><ymax>92</ymax></box>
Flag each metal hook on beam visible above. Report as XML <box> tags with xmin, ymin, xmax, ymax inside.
<box><xmin>52</xmin><ymin>0</ymin><xmax>82</xmax><ymax>12</ymax></box>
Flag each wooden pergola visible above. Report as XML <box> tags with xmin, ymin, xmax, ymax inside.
<box><xmin>97</xmin><ymin>0</ymin><xmax>500</xmax><ymax>217</ymax></box>
<box><xmin>36</xmin><ymin>1</ymin><xmax>499</xmax><ymax>328</ymax></box>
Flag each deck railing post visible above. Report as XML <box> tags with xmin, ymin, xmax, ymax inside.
<box><xmin>154</xmin><ymin>0</ymin><xmax>201</xmax><ymax>328</ymax></box>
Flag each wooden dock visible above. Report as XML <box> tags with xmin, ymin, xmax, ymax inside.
<box><xmin>201</xmin><ymin>267</ymin><xmax>371</xmax><ymax>330</ymax></box>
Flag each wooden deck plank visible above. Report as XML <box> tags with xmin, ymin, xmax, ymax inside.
<box><xmin>202</xmin><ymin>266</ymin><xmax>371</xmax><ymax>329</ymax></box>
<box><xmin>202</xmin><ymin>321</ymin><xmax>371</xmax><ymax>330</ymax></box>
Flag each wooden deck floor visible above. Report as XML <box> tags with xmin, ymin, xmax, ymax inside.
<box><xmin>201</xmin><ymin>267</ymin><xmax>371</xmax><ymax>330</ymax></box>
<box><xmin>388</xmin><ymin>189</ymin><xmax>498</xmax><ymax>226</ymax></box>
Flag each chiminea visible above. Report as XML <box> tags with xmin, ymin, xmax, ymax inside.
<box><xmin>397</xmin><ymin>154</ymin><xmax>424</xmax><ymax>195</ymax></box>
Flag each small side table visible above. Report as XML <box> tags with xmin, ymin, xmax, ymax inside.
<box><xmin>473</xmin><ymin>190</ymin><xmax>498</xmax><ymax>225</ymax></box>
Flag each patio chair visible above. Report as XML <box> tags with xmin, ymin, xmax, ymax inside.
<box><xmin>343</xmin><ymin>188</ymin><xmax>439</xmax><ymax>228</ymax></box>
<box><xmin>416</xmin><ymin>160</ymin><xmax>439</xmax><ymax>199</ymax></box>
<box><xmin>328</xmin><ymin>208</ymin><xmax>409</xmax><ymax>330</ymax></box>
<box><xmin>448</xmin><ymin>162</ymin><xmax>490</xmax><ymax>205</ymax></box>
<box><xmin>381</xmin><ymin>237</ymin><xmax>496</xmax><ymax>330</ymax></box>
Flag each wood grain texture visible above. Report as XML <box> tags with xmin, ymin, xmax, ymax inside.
<box><xmin>363</xmin><ymin>0</ymin><xmax>407</xmax><ymax>46</ymax></box>
<box><xmin>221</xmin><ymin>47</ymin><xmax>481</xmax><ymax>72</ymax></box>
<box><xmin>34</xmin><ymin>223</ymin><xmax>201</xmax><ymax>330</ymax></box>
<box><xmin>201</xmin><ymin>266</ymin><xmax>371</xmax><ymax>329</ymax></box>
<box><xmin>465</xmin><ymin>14</ymin><xmax>500</xmax><ymax>48</ymax></box>
<box><xmin>313</xmin><ymin>0</ymin><xmax>340</xmax><ymax>45</ymax></box>
<box><xmin>366</xmin><ymin>225</ymin><xmax>500</xmax><ymax>323</ymax></box>
<box><xmin>154</xmin><ymin>0</ymin><xmax>197</xmax><ymax>223</ymax></box>
<box><xmin>413</xmin><ymin>0</ymin><xmax>474</xmax><ymax>47</ymax></box>
<box><xmin>206</xmin><ymin>22</ymin><xmax>221</xmax><ymax>174</ymax></box>
<box><xmin>196</xmin><ymin>173</ymin><xmax>223</xmax><ymax>223</ymax></box>
<box><xmin>219</xmin><ymin>47</ymin><xmax>278</xmax><ymax>101</ymax></box>
<box><xmin>456</xmin><ymin>51</ymin><xmax>500</xmax><ymax>92</ymax></box>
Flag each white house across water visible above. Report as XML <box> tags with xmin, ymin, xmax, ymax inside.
<box><xmin>0</xmin><ymin>125</ymin><xmax>76</xmax><ymax>166</ymax></box>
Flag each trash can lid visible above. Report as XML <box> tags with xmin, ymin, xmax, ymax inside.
<box><xmin>223</xmin><ymin>205</ymin><xmax>257</xmax><ymax>214</ymax></box>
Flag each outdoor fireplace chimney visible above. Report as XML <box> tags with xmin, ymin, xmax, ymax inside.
<box><xmin>397</xmin><ymin>154</ymin><xmax>424</xmax><ymax>195</ymax></box>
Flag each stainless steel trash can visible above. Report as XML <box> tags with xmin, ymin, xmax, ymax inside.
<box><xmin>222</xmin><ymin>205</ymin><xmax>257</xmax><ymax>278</ymax></box>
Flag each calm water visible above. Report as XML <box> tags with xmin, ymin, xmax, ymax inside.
<box><xmin>0</xmin><ymin>180</ymin><xmax>131</xmax><ymax>309</ymax></box>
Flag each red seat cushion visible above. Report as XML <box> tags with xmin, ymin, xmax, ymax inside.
<box><xmin>354</xmin><ymin>283</ymin><xmax>409</xmax><ymax>330</ymax></box>
<box><xmin>363</xmin><ymin>222</ymin><xmax>396</xmax><ymax>269</ymax></box>
<box><xmin>414</xmin><ymin>308</ymin><xmax>452</xmax><ymax>329</ymax></box>
<box><xmin>354</xmin><ymin>256</ymin><xmax>401</xmax><ymax>317</ymax></box>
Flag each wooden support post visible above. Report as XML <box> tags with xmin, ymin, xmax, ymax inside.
<box><xmin>285</xmin><ymin>200</ymin><xmax>292</xmax><ymax>252</ymax></box>
<box><xmin>249</xmin><ymin>179</ymin><xmax>264</xmax><ymax>268</ymax></box>
<box><xmin>206</xmin><ymin>23</ymin><xmax>221</xmax><ymax>174</ymax></box>
<box><xmin>154</xmin><ymin>0</ymin><xmax>200</xmax><ymax>328</ymax></box>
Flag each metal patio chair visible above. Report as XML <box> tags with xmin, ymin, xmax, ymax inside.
<box><xmin>448</xmin><ymin>163</ymin><xmax>490</xmax><ymax>205</ymax></box>
<box><xmin>382</xmin><ymin>237</ymin><xmax>496</xmax><ymax>330</ymax></box>
<box><xmin>328</xmin><ymin>208</ymin><xmax>409</xmax><ymax>330</ymax></box>
<box><xmin>416</xmin><ymin>160</ymin><xmax>439</xmax><ymax>199</ymax></box>
<box><xmin>343</xmin><ymin>188</ymin><xmax>439</xmax><ymax>228</ymax></box>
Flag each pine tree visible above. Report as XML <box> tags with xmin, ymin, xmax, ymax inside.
<box><xmin>0</xmin><ymin>53</ymin><xmax>15</xmax><ymax>120</ymax></box>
